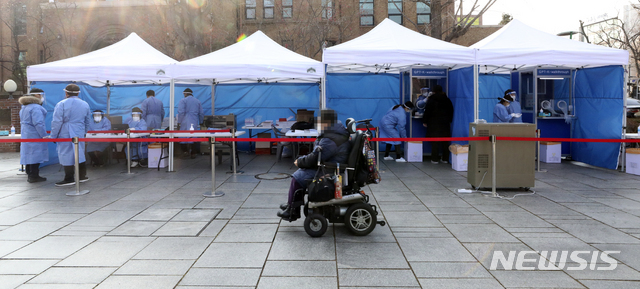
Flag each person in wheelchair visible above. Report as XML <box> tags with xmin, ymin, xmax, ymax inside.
<box><xmin>277</xmin><ymin>109</ymin><xmax>350</xmax><ymax>220</ymax></box>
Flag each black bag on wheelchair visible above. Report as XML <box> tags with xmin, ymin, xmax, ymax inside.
<box><xmin>290</xmin><ymin>121</ymin><xmax>314</xmax><ymax>132</ymax></box>
<box><xmin>307</xmin><ymin>166</ymin><xmax>335</xmax><ymax>202</ymax></box>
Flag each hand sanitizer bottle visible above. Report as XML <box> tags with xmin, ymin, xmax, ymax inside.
<box><xmin>190</xmin><ymin>124</ymin><xmax>195</xmax><ymax>131</ymax></box>
<box><xmin>539</xmin><ymin>109</ymin><xmax>544</xmax><ymax>117</ymax></box>
<box><xmin>637</xmin><ymin>124</ymin><xmax>640</xmax><ymax>137</ymax></box>
<box><xmin>10</xmin><ymin>125</ymin><xmax>16</xmax><ymax>136</ymax></box>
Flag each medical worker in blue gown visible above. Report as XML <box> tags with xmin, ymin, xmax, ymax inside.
<box><xmin>379</xmin><ymin>101</ymin><xmax>414</xmax><ymax>162</ymax></box>
<box><xmin>87</xmin><ymin>110</ymin><xmax>111</xmax><ymax>167</ymax></box>
<box><xmin>51</xmin><ymin>84</ymin><xmax>92</xmax><ymax>187</ymax></box>
<box><xmin>493</xmin><ymin>97</ymin><xmax>521</xmax><ymax>123</ymax></box>
<box><xmin>141</xmin><ymin>90</ymin><xmax>164</xmax><ymax>129</ymax></box>
<box><xmin>177</xmin><ymin>88</ymin><xmax>204</xmax><ymax>159</ymax></box>
<box><xmin>19</xmin><ymin>88</ymin><xmax>48</xmax><ymax>183</ymax></box>
<box><xmin>504</xmin><ymin>89</ymin><xmax>523</xmax><ymax>123</ymax></box>
<box><xmin>125</xmin><ymin>107</ymin><xmax>148</xmax><ymax>168</ymax></box>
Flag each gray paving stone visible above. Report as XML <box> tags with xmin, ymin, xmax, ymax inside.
<box><xmin>580</xmin><ymin>280</ymin><xmax>640</xmax><ymax>289</ymax></box>
<box><xmin>0</xmin><ymin>221</ymin><xmax>69</xmax><ymax>241</ymax></box>
<box><xmin>411</xmin><ymin>261</ymin><xmax>492</xmax><ymax>278</ymax></box>
<box><xmin>107</xmin><ymin>221</ymin><xmax>164</xmax><ymax>236</ymax></box>
<box><xmin>564</xmin><ymin>263</ymin><xmax>640</xmax><ymax>280</ymax></box>
<box><xmin>70</xmin><ymin>210</ymin><xmax>139</xmax><ymax>228</ymax></box>
<box><xmin>0</xmin><ymin>275</ymin><xmax>34</xmax><ymax>289</ymax></box>
<box><xmin>242</xmin><ymin>193</ymin><xmax>283</xmax><ymax>208</ymax></box>
<box><xmin>133</xmin><ymin>237</ymin><xmax>213</xmax><ymax>260</ymax></box>
<box><xmin>257</xmin><ymin>277</ymin><xmax>337</xmax><ymax>289</ymax></box>
<box><xmin>552</xmin><ymin>220</ymin><xmax>640</xmax><ymax>244</ymax></box>
<box><xmin>214</xmin><ymin>223</ymin><xmax>278</xmax><ymax>243</ymax></box>
<box><xmin>198</xmin><ymin>220</ymin><xmax>228</xmax><ymax>237</ymax></box>
<box><xmin>0</xmin><ymin>209</ymin><xmax>51</xmax><ymax>226</ymax></box>
<box><xmin>269</xmin><ymin>230</ymin><xmax>336</xmax><ymax>261</ymax></box>
<box><xmin>382</xmin><ymin>211</ymin><xmax>442</xmax><ymax>227</ymax></box>
<box><xmin>491</xmin><ymin>270</ymin><xmax>585</xmax><ymax>288</ymax></box>
<box><xmin>337</xmin><ymin>242</ymin><xmax>409</xmax><ymax>269</ymax></box>
<box><xmin>397</xmin><ymin>238</ymin><xmax>475</xmax><ymax>262</ymax></box>
<box><xmin>114</xmin><ymin>260</ymin><xmax>194</xmax><ymax>275</ymax></box>
<box><xmin>591</xmin><ymin>243</ymin><xmax>640</xmax><ymax>271</ymax></box>
<box><xmin>179</xmin><ymin>268</ymin><xmax>261</xmax><ymax>286</ymax></box>
<box><xmin>0</xmin><ymin>259</ymin><xmax>58</xmax><ymax>274</ymax></box>
<box><xmin>0</xmin><ymin>240</ymin><xmax>30</xmax><ymax>258</ymax></box>
<box><xmin>131</xmin><ymin>208</ymin><xmax>182</xmax><ymax>221</ymax></box>
<box><xmin>152</xmin><ymin>221</ymin><xmax>209</xmax><ymax>236</ymax></box>
<box><xmin>94</xmin><ymin>275</ymin><xmax>182</xmax><ymax>289</ymax></box>
<box><xmin>338</xmin><ymin>269</ymin><xmax>420</xmax><ymax>287</ymax></box>
<box><xmin>463</xmin><ymin>242</ymin><xmax>533</xmax><ymax>270</ymax></box>
<box><xmin>391</xmin><ymin>227</ymin><xmax>453</xmax><ymax>238</ymax></box>
<box><xmin>27</xmin><ymin>267</ymin><xmax>115</xmax><ymax>284</ymax></box>
<box><xmin>170</xmin><ymin>209</ymin><xmax>220</xmax><ymax>221</ymax></box>
<box><xmin>334</xmin><ymin>222</ymin><xmax>397</xmax><ymax>242</ymax></box>
<box><xmin>16</xmin><ymin>284</ymin><xmax>95</xmax><ymax>289</ymax></box>
<box><xmin>417</xmin><ymin>278</ymin><xmax>504</xmax><ymax>289</ymax></box>
<box><xmin>195</xmin><ymin>242</ymin><xmax>271</xmax><ymax>268</ymax></box>
<box><xmin>57</xmin><ymin>237</ymin><xmax>154</xmax><ymax>266</ymax></box>
<box><xmin>446</xmin><ymin>223</ymin><xmax>520</xmax><ymax>243</ymax></box>
<box><xmin>483</xmin><ymin>211</ymin><xmax>553</xmax><ymax>228</ymax></box>
<box><xmin>6</xmin><ymin>236</ymin><xmax>100</xmax><ymax>259</ymax></box>
<box><xmin>262</xmin><ymin>261</ymin><xmax>336</xmax><ymax>277</ymax></box>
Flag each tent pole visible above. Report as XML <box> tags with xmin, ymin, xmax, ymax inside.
<box><xmin>169</xmin><ymin>78</ymin><xmax>175</xmax><ymax>172</ymax></box>
<box><xmin>322</xmin><ymin>64</ymin><xmax>327</xmax><ymax>109</ymax></box>
<box><xmin>473</xmin><ymin>64</ymin><xmax>479</xmax><ymax>121</ymax></box>
<box><xmin>106</xmin><ymin>81</ymin><xmax>111</xmax><ymax>116</ymax></box>
<box><xmin>622</xmin><ymin>65</ymin><xmax>629</xmax><ymax>172</ymax></box>
<box><xmin>211</xmin><ymin>80</ymin><xmax>216</xmax><ymax>114</ymax></box>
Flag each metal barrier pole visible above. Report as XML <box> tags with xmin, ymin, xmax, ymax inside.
<box><xmin>491</xmin><ymin>135</ymin><xmax>497</xmax><ymax>198</ymax></box>
<box><xmin>537</xmin><ymin>129</ymin><xmax>546</xmax><ymax>173</ymax></box>
<box><xmin>66</xmin><ymin>137</ymin><xmax>89</xmax><ymax>196</ymax></box>
<box><xmin>123</xmin><ymin>128</ymin><xmax>136</xmax><ymax>175</ymax></box>
<box><xmin>204</xmin><ymin>137</ymin><xmax>225</xmax><ymax>198</ymax></box>
<box><xmin>376</xmin><ymin>128</ymin><xmax>380</xmax><ymax>171</ymax></box>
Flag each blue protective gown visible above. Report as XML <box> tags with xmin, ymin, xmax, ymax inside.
<box><xmin>414</xmin><ymin>95</ymin><xmax>428</xmax><ymax>116</ymax></box>
<box><xmin>379</xmin><ymin>106</ymin><xmax>407</xmax><ymax>145</ymax></box>
<box><xmin>493</xmin><ymin>103</ymin><xmax>513</xmax><ymax>123</ymax></box>
<box><xmin>51</xmin><ymin>96</ymin><xmax>92</xmax><ymax>166</ymax></box>
<box><xmin>19</xmin><ymin>96</ymin><xmax>49</xmax><ymax>165</ymax></box>
<box><xmin>141</xmin><ymin>96</ymin><xmax>165</xmax><ymax>129</ymax></box>
<box><xmin>178</xmin><ymin>95</ymin><xmax>204</xmax><ymax>130</ymax></box>
<box><xmin>507</xmin><ymin>100</ymin><xmax>523</xmax><ymax>123</ymax></box>
<box><xmin>125</xmin><ymin>117</ymin><xmax>148</xmax><ymax>160</ymax></box>
<box><xmin>87</xmin><ymin>117</ymin><xmax>112</xmax><ymax>152</ymax></box>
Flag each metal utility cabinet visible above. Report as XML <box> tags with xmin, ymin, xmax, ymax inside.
<box><xmin>468</xmin><ymin>123</ymin><xmax>536</xmax><ymax>189</ymax></box>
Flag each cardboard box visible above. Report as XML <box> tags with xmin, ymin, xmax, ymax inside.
<box><xmin>451</xmin><ymin>152</ymin><xmax>468</xmax><ymax>171</ymax></box>
<box><xmin>626</xmin><ymin>148</ymin><xmax>640</xmax><ymax>176</ymax></box>
<box><xmin>148</xmin><ymin>143</ymin><xmax>168</xmax><ymax>168</ymax></box>
<box><xmin>404</xmin><ymin>141</ymin><xmax>423</xmax><ymax>162</ymax></box>
<box><xmin>256</xmin><ymin>132</ymin><xmax>271</xmax><ymax>149</ymax></box>
<box><xmin>256</xmin><ymin>148</ymin><xmax>271</xmax><ymax>155</ymax></box>
<box><xmin>540</xmin><ymin>141</ymin><xmax>561</xmax><ymax>163</ymax></box>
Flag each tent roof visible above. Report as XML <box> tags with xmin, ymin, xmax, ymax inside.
<box><xmin>27</xmin><ymin>33</ymin><xmax>177</xmax><ymax>82</ymax></box>
<box><xmin>174</xmin><ymin>31</ymin><xmax>323</xmax><ymax>82</ymax></box>
<box><xmin>323</xmin><ymin>18</ymin><xmax>475</xmax><ymax>71</ymax></box>
<box><xmin>472</xmin><ymin>19</ymin><xmax>629</xmax><ymax>67</ymax></box>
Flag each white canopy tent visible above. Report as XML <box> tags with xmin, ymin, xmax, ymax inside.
<box><xmin>323</xmin><ymin>18</ymin><xmax>476</xmax><ymax>73</ymax></box>
<box><xmin>27</xmin><ymin>32</ymin><xmax>177</xmax><ymax>84</ymax></box>
<box><xmin>174</xmin><ymin>30</ymin><xmax>323</xmax><ymax>83</ymax></box>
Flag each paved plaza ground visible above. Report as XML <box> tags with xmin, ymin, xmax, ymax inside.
<box><xmin>1</xmin><ymin>151</ymin><xmax>640</xmax><ymax>289</ymax></box>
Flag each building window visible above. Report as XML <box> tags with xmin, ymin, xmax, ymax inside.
<box><xmin>14</xmin><ymin>4</ymin><xmax>27</xmax><ymax>36</ymax></box>
<box><xmin>246</xmin><ymin>0</ymin><xmax>256</xmax><ymax>19</ymax></box>
<box><xmin>282</xmin><ymin>39</ymin><xmax>293</xmax><ymax>49</ymax></box>
<box><xmin>264</xmin><ymin>0</ymin><xmax>274</xmax><ymax>19</ymax></box>
<box><xmin>322</xmin><ymin>0</ymin><xmax>333</xmax><ymax>19</ymax></box>
<box><xmin>283</xmin><ymin>0</ymin><xmax>293</xmax><ymax>18</ymax></box>
<box><xmin>359</xmin><ymin>0</ymin><xmax>374</xmax><ymax>26</ymax></box>
<box><xmin>417</xmin><ymin>2</ymin><xmax>431</xmax><ymax>24</ymax></box>
<box><xmin>388</xmin><ymin>0</ymin><xmax>402</xmax><ymax>25</ymax></box>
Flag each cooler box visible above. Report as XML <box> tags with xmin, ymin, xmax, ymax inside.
<box><xmin>540</xmin><ymin>141</ymin><xmax>561</xmax><ymax>163</ymax></box>
<box><xmin>626</xmin><ymin>148</ymin><xmax>640</xmax><ymax>176</ymax></box>
<box><xmin>449</xmin><ymin>144</ymin><xmax>469</xmax><ymax>171</ymax></box>
<box><xmin>404</xmin><ymin>141</ymin><xmax>422</xmax><ymax>162</ymax></box>
<box><xmin>148</xmin><ymin>143</ymin><xmax>168</xmax><ymax>168</ymax></box>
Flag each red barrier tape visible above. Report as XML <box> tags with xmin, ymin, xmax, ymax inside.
<box><xmin>136</xmin><ymin>129</ymin><xmax>231</xmax><ymax>133</ymax></box>
<box><xmin>495</xmin><ymin>137</ymin><xmax>640</xmax><ymax>143</ymax></box>
<box><xmin>356</xmin><ymin>127</ymin><xmax>377</xmax><ymax>131</ymax></box>
<box><xmin>372</xmin><ymin>137</ymin><xmax>490</xmax><ymax>142</ymax></box>
<box><xmin>79</xmin><ymin>138</ymin><xmax>210</xmax><ymax>143</ymax></box>
<box><xmin>87</xmin><ymin>130</ymin><xmax>126</xmax><ymax>134</ymax></box>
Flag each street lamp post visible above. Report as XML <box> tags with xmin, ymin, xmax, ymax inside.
<box><xmin>3</xmin><ymin>79</ymin><xmax>17</xmax><ymax>100</ymax></box>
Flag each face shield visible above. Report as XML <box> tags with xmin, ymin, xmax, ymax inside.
<box><xmin>93</xmin><ymin>112</ymin><xmax>103</xmax><ymax>123</ymax></box>
<box><xmin>132</xmin><ymin>112</ymin><xmax>142</xmax><ymax>122</ymax></box>
<box><xmin>32</xmin><ymin>92</ymin><xmax>45</xmax><ymax>104</ymax></box>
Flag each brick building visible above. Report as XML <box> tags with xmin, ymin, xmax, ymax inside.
<box><xmin>1</xmin><ymin>0</ymin><xmax>498</xmax><ymax>152</ymax></box>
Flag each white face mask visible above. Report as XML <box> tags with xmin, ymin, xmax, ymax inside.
<box><xmin>132</xmin><ymin>116</ymin><xmax>140</xmax><ymax>122</ymax></box>
<box><xmin>94</xmin><ymin>116</ymin><xmax>102</xmax><ymax>123</ymax></box>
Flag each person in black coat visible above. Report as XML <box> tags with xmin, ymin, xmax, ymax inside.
<box><xmin>422</xmin><ymin>85</ymin><xmax>454</xmax><ymax>164</ymax></box>
<box><xmin>277</xmin><ymin>109</ymin><xmax>351</xmax><ymax>220</ymax></box>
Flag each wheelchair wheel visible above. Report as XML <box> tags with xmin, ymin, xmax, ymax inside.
<box><xmin>344</xmin><ymin>203</ymin><xmax>377</xmax><ymax>236</ymax></box>
<box><xmin>304</xmin><ymin>213</ymin><xmax>328</xmax><ymax>237</ymax></box>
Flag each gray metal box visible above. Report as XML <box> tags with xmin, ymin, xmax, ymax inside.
<box><xmin>468</xmin><ymin>123</ymin><xmax>536</xmax><ymax>189</ymax></box>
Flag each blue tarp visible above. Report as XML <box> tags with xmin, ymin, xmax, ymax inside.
<box><xmin>479</xmin><ymin>73</ymin><xmax>510</xmax><ymax>122</ymax></box>
<box><xmin>326</xmin><ymin>73</ymin><xmax>399</xmax><ymax>126</ymax></box>
<box><xmin>571</xmin><ymin>65</ymin><xmax>623</xmax><ymax>170</ymax></box>
<box><xmin>449</xmin><ymin>66</ymin><xmax>475</xmax><ymax>145</ymax></box>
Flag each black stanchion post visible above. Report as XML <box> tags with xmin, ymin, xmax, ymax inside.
<box><xmin>204</xmin><ymin>136</ymin><xmax>225</xmax><ymax>198</ymax></box>
<box><xmin>66</xmin><ymin>137</ymin><xmax>90</xmax><ymax>196</ymax></box>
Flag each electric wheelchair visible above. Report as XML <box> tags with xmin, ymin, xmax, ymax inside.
<box><xmin>284</xmin><ymin>118</ymin><xmax>386</xmax><ymax>237</ymax></box>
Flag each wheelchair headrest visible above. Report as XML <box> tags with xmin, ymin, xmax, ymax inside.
<box><xmin>345</xmin><ymin>118</ymin><xmax>356</xmax><ymax>134</ymax></box>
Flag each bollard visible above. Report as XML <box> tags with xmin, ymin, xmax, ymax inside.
<box><xmin>17</xmin><ymin>165</ymin><xmax>26</xmax><ymax>175</ymax></box>
<box><xmin>122</xmin><ymin>128</ymin><xmax>136</xmax><ymax>175</ymax></box>
<box><xmin>229</xmin><ymin>128</ymin><xmax>243</xmax><ymax>174</ymax></box>
<box><xmin>66</xmin><ymin>137</ymin><xmax>90</xmax><ymax>196</ymax></box>
<box><xmin>491</xmin><ymin>135</ymin><xmax>497</xmax><ymax>198</ymax></box>
<box><xmin>376</xmin><ymin>128</ymin><xmax>380</xmax><ymax>172</ymax></box>
<box><xmin>537</xmin><ymin>129</ymin><xmax>546</xmax><ymax>173</ymax></box>
<box><xmin>204</xmin><ymin>137</ymin><xmax>225</xmax><ymax>198</ymax></box>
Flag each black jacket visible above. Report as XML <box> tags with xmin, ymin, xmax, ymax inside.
<box><xmin>422</xmin><ymin>92</ymin><xmax>454</xmax><ymax>137</ymax></box>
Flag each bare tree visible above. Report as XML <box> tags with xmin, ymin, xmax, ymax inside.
<box><xmin>0</xmin><ymin>0</ymin><xmax>29</xmax><ymax>90</ymax></box>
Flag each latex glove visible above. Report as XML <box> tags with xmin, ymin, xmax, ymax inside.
<box><xmin>515</xmin><ymin>113</ymin><xmax>522</xmax><ymax>118</ymax></box>
<box><xmin>130</xmin><ymin>128</ymin><xmax>136</xmax><ymax>131</ymax></box>
<box><xmin>510</xmin><ymin>113</ymin><xmax>517</xmax><ymax>117</ymax></box>
<box><xmin>42</xmin><ymin>136</ymin><xmax>51</xmax><ymax>139</ymax></box>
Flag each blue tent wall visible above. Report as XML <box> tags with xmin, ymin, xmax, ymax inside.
<box><xmin>571</xmin><ymin>65</ymin><xmax>623</xmax><ymax>170</ymax></box>
<box><xmin>479</xmin><ymin>74</ymin><xmax>510</xmax><ymax>121</ymax></box>
<box><xmin>215</xmin><ymin>83</ymin><xmax>319</xmax><ymax>151</ymax></box>
<box><xmin>326</xmin><ymin>73</ymin><xmax>400</xmax><ymax>126</ymax></box>
<box><xmin>449</xmin><ymin>66</ymin><xmax>474</xmax><ymax>145</ymax></box>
